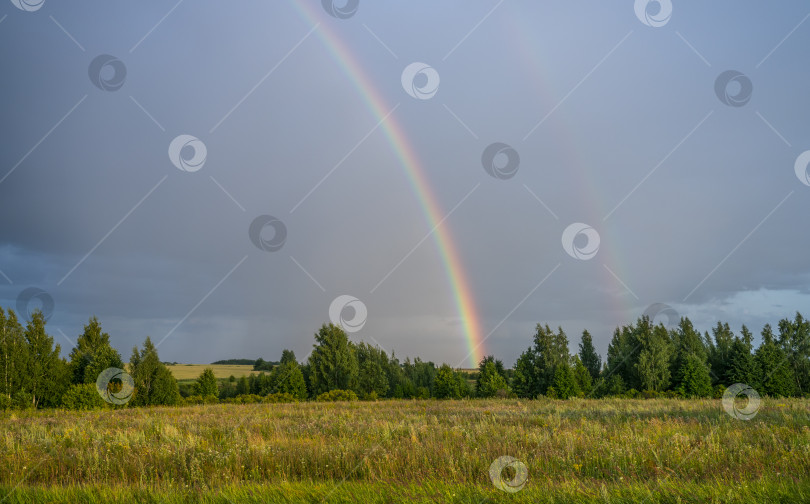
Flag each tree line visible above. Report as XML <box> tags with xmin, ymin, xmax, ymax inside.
<box><xmin>1</xmin><ymin>304</ymin><xmax>807</xmax><ymax>410</ymax></box>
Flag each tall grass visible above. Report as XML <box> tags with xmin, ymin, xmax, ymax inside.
<box><xmin>1</xmin><ymin>398</ymin><xmax>808</xmax><ymax>502</ymax></box>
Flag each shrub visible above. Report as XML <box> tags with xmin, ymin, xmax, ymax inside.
<box><xmin>61</xmin><ymin>384</ymin><xmax>106</xmax><ymax>410</ymax></box>
<box><xmin>316</xmin><ymin>389</ymin><xmax>358</xmax><ymax>402</ymax></box>
<box><xmin>264</xmin><ymin>392</ymin><xmax>298</xmax><ymax>403</ymax></box>
<box><xmin>12</xmin><ymin>391</ymin><xmax>35</xmax><ymax>410</ymax></box>
<box><xmin>0</xmin><ymin>394</ymin><xmax>12</xmax><ymax>410</ymax></box>
<box><xmin>183</xmin><ymin>394</ymin><xmax>219</xmax><ymax>405</ymax></box>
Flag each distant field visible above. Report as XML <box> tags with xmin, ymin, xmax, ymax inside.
<box><xmin>166</xmin><ymin>364</ymin><xmax>257</xmax><ymax>380</ymax></box>
<box><xmin>2</xmin><ymin>398</ymin><xmax>808</xmax><ymax>503</ymax></box>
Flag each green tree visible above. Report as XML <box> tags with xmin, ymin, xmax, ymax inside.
<box><xmin>270</xmin><ymin>352</ymin><xmax>307</xmax><ymax>400</ymax></box>
<box><xmin>0</xmin><ymin>308</ymin><xmax>27</xmax><ymax>401</ymax></box>
<box><xmin>675</xmin><ymin>353</ymin><xmax>712</xmax><ymax>397</ymax></box>
<box><xmin>129</xmin><ymin>337</ymin><xmax>179</xmax><ymax>406</ymax></box>
<box><xmin>475</xmin><ymin>355</ymin><xmax>508</xmax><ymax>396</ymax></box>
<box><xmin>279</xmin><ymin>349</ymin><xmax>297</xmax><ymax>366</ymax></box>
<box><xmin>403</xmin><ymin>358</ymin><xmax>436</xmax><ymax>396</ymax></box>
<box><xmin>476</xmin><ymin>360</ymin><xmax>509</xmax><ymax>398</ymax></box>
<box><xmin>707</xmin><ymin>322</ymin><xmax>735</xmax><ymax>385</ymax></box>
<box><xmin>61</xmin><ymin>383</ymin><xmax>106</xmax><ymax>410</ymax></box>
<box><xmin>69</xmin><ymin>316</ymin><xmax>123</xmax><ymax>385</ymax></box>
<box><xmin>511</xmin><ymin>348</ymin><xmax>537</xmax><ymax>398</ymax></box>
<box><xmin>307</xmin><ymin>324</ymin><xmax>359</xmax><ymax>395</ymax></box>
<box><xmin>571</xmin><ymin>355</ymin><xmax>592</xmax><ymax>396</ymax></box>
<box><xmin>434</xmin><ymin>364</ymin><xmax>462</xmax><ymax>399</ymax></box>
<box><xmin>777</xmin><ymin>312</ymin><xmax>810</xmax><ymax>395</ymax></box>
<box><xmin>578</xmin><ymin>330</ymin><xmax>601</xmax><ymax>382</ymax></box>
<box><xmin>195</xmin><ymin>368</ymin><xmax>219</xmax><ymax>397</ymax></box>
<box><xmin>236</xmin><ymin>376</ymin><xmax>249</xmax><ymax>395</ymax></box>
<box><xmin>755</xmin><ymin>324</ymin><xmax>795</xmax><ymax>397</ymax></box>
<box><xmin>725</xmin><ymin>326</ymin><xmax>758</xmax><ymax>387</ymax></box>
<box><xmin>603</xmin><ymin>325</ymin><xmax>640</xmax><ymax>392</ymax></box>
<box><xmin>355</xmin><ymin>342</ymin><xmax>389</xmax><ymax>399</ymax></box>
<box><xmin>671</xmin><ymin>317</ymin><xmax>709</xmax><ymax>393</ymax></box>
<box><xmin>532</xmin><ymin>324</ymin><xmax>570</xmax><ymax>394</ymax></box>
<box><xmin>21</xmin><ymin>310</ymin><xmax>68</xmax><ymax>408</ymax></box>
<box><xmin>550</xmin><ymin>360</ymin><xmax>579</xmax><ymax>399</ymax></box>
<box><xmin>636</xmin><ymin>322</ymin><xmax>672</xmax><ymax>392</ymax></box>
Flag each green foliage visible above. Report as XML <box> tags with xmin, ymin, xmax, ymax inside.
<box><xmin>60</xmin><ymin>383</ymin><xmax>106</xmax><ymax>410</ymax></box>
<box><xmin>69</xmin><ymin>316</ymin><xmax>123</xmax><ymax>385</ymax></box>
<box><xmin>725</xmin><ymin>329</ymin><xmax>758</xmax><ymax>386</ymax></box>
<box><xmin>253</xmin><ymin>358</ymin><xmax>276</xmax><ymax>371</ymax></box>
<box><xmin>195</xmin><ymin>368</ymin><xmax>219</xmax><ymax>397</ymax></box>
<box><xmin>402</xmin><ymin>358</ymin><xmax>435</xmax><ymax>397</ymax></box>
<box><xmin>129</xmin><ymin>337</ymin><xmax>179</xmax><ymax>406</ymax></box>
<box><xmin>636</xmin><ymin>321</ymin><xmax>672</xmax><ymax>392</ymax></box>
<box><xmin>578</xmin><ymin>330</ymin><xmax>601</xmax><ymax>382</ymax></box>
<box><xmin>21</xmin><ymin>310</ymin><xmax>68</xmax><ymax>408</ymax></box>
<box><xmin>474</xmin><ymin>356</ymin><xmax>507</xmax><ymax>398</ymax></box>
<box><xmin>671</xmin><ymin>318</ymin><xmax>710</xmax><ymax>395</ymax></box>
<box><xmin>315</xmin><ymin>389</ymin><xmax>358</xmax><ymax>402</ymax></box>
<box><xmin>475</xmin><ymin>360</ymin><xmax>509</xmax><ymax>398</ymax></box>
<box><xmin>532</xmin><ymin>324</ymin><xmax>571</xmax><ymax>395</ymax></box>
<box><xmin>0</xmin><ymin>309</ymin><xmax>27</xmax><ymax>401</ymax></box>
<box><xmin>604</xmin><ymin>325</ymin><xmax>639</xmax><ymax>391</ymax></box>
<box><xmin>511</xmin><ymin>348</ymin><xmax>537</xmax><ymax>398</ymax></box>
<box><xmin>355</xmin><ymin>342</ymin><xmax>389</xmax><ymax>399</ymax></box>
<box><xmin>675</xmin><ymin>353</ymin><xmax>713</xmax><ymax>398</ymax></box>
<box><xmin>182</xmin><ymin>394</ymin><xmax>219</xmax><ymax>405</ymax></box>
<box><xmin>571</xmin><ymin>355</ymin><xmax>592</xmax><ymax>396</ymax></box>
<box><xmin>433</xmin><ymin>364</ymin><xmax>463</xmax><ymax>399</ymax></box>
<box><xmin>551</xmin><ymin>361</ymin><xmax>579</xmax><ymax>399</ymax></box>
<box><xmin>211</xmin><ymin>359</ymin><xmax>256</xmax><ymax>365</ymax></box>
<box><xmin>777</xmin><ymin>313</ymin><xmax>810</xmax><ymax>395</ymax></box>
<box><xmin>307</xmin><ymin>324</ymin><xmax>358</xmax><ymax>395</ymax></box>
<box><xmin>269</xmin><ymin>358</ymin><xmax>308</xmax><ymax>400</ymax></box>
<box><xmin>755</xmin><ymin>325</ymin><xmax>795</xmax><ymax>397</ymax></box>
<box><xmin>264</xmin><ymin>392</ymin><xmax>298</xmax><ymax>403</ymax></box>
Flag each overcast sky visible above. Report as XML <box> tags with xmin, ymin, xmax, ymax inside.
<box><xmin>1</xmin><ymin>1</ymin><xmax>809</xmax><ymax>367</ymax></box>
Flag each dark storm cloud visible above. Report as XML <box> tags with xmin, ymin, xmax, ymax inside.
<box><xmin>1</xmin><ymin>0</ymin><xmax>809</xmax><ymax>366</ymax></box>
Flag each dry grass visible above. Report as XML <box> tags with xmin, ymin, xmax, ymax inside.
<box><xmin>1</xmin><ymin>398</ymin><xmax>808</xmax><ymax>502</ymax></box>
<box><xmin>165</xmin><ymin>364</ymin><xmax>256</xmax><ymax>381</ymax></box>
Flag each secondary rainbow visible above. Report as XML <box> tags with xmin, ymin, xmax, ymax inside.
<box><xmin>293</xmin><ymin>3</ymin><xmax>484</xmax><ymax>366</ymax></box>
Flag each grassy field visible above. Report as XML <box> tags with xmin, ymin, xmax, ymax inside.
<box><xmin>165</xmin><ymin>364</ymin><xmax>257</xmax><ymax>380</ymax></box>
<box><xmin>1</xmin><ymin>398</ymin><xmax>808</xmax><ymax>503</ymax></box>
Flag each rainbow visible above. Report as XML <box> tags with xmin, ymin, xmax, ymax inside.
<box><xmin>292</xmin><ymin>3</ymin><xmax>484</xmax><ymax>367</ymax></box>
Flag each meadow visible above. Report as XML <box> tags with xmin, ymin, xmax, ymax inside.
<box><xmin>1</xmin><ymin>398</ymin><xmax>809</xmax><ymax>503</ymax></box>
<box><xmin>165</xmin><ymin>364</ymin><xmax>257</xmax><ymax>381</ymax></box>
